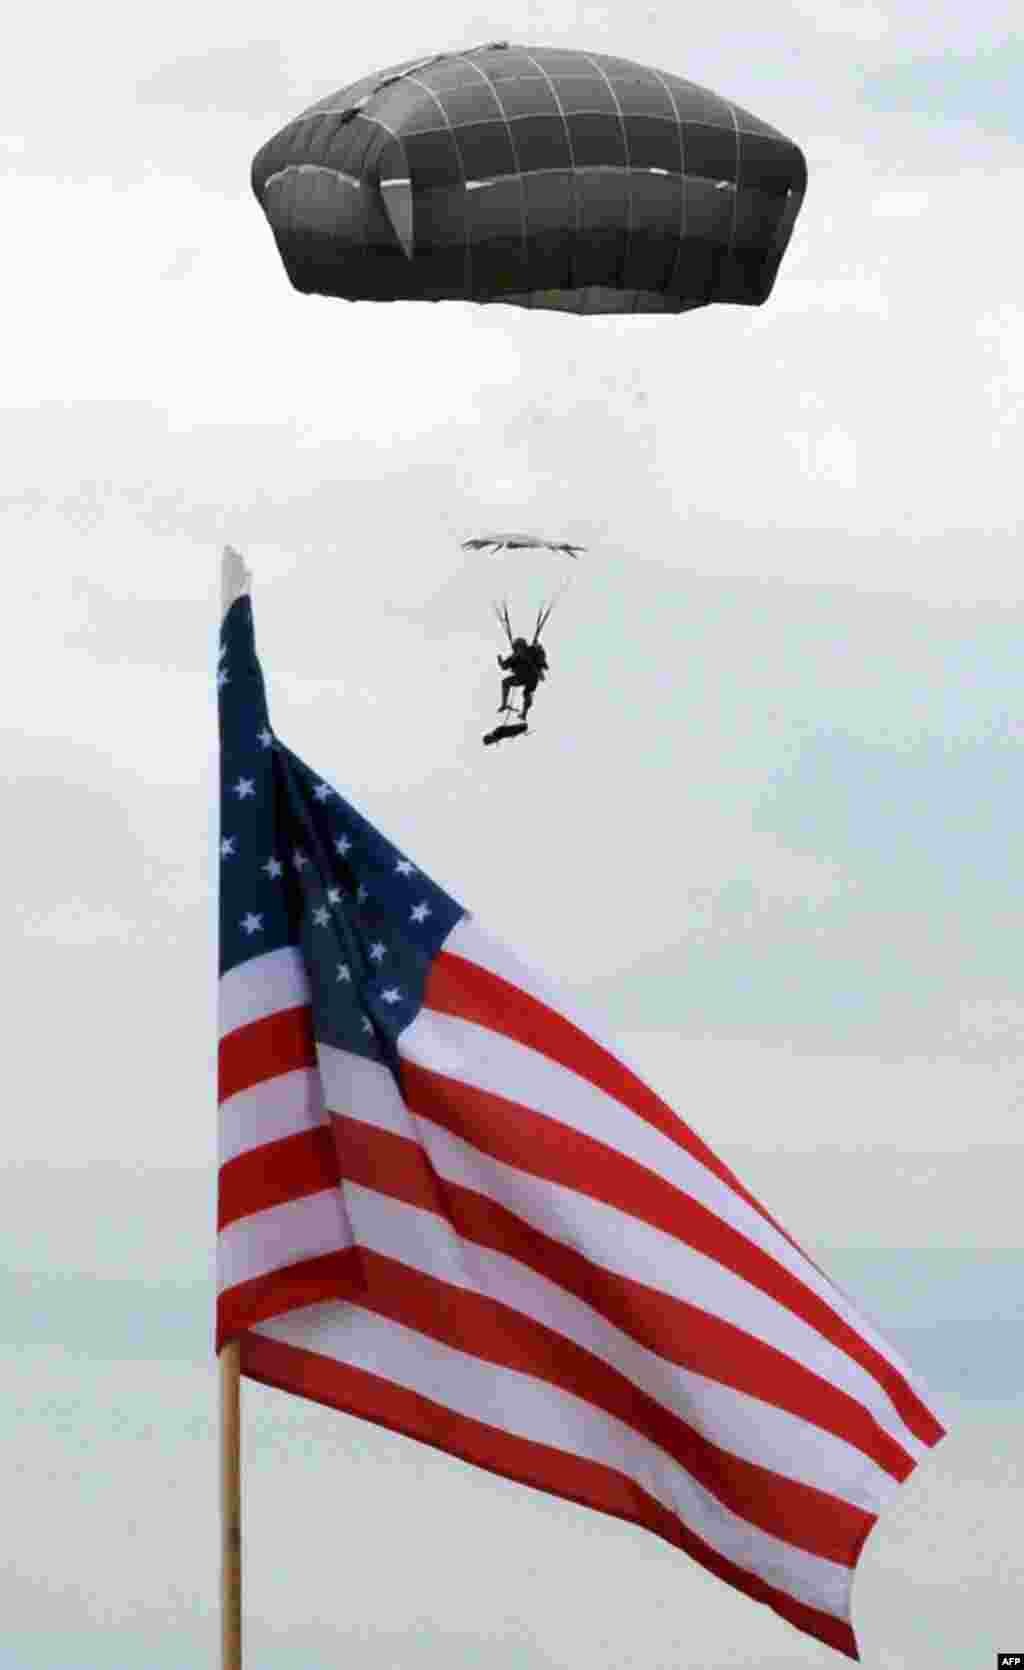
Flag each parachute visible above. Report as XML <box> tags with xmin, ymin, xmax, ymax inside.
<box><xmin>251</xmin><ymin>42</ymin><xmax>807</xmax><ymax>318</ymax></box>
<box><xmin>251</xmin><ymin>44</ymin><xmax>808</xmax><ymax>748</ymax></box>
<box><xmin>461</xmin><ymin>532</ymin><xmax>582</xmax><ymax>651</ymax></box>
<box><xmin>461</xmin><ymin>534</ymin><xmax>585</xmax><ymax>557</ymax></box>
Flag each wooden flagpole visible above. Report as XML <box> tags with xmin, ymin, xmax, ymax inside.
<box><xmin>219</xmin><ymin>547</ymin><xmax>251</xmax><ymax>1670</ymax></box>
<box><xmin>220</xmin><ymin>1340</ymin><xmax>242</xmax><ymax>1669</ymax></box>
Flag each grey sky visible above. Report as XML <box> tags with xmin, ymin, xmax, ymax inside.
<box><xmin>5</xmin><ymin>0</ymin><xmax>1021</xmax><ymax>1226</ymax></box>
<box><xmin>3</xmin><ymin>1</ymin><xmax>1022</xmax><ymax>1663</ymax></box>
<box><xmin>858</xmin><ymin>35</ymin><xmax>1024</xmax><ymax>137</ymax></box>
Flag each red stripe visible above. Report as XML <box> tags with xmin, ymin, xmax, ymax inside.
<box><xmin>218</xmin><ymin>1004</ymin><xmax>315</xmax><ymax>1103</ymax></box>
<box><xmin>216</xmin><ymin>1248</ymin><xmax>360</xmax><ymax>1353</ymax></box>
<box><xmin>332</xmin><ymin>1112</ymin><xmax>914</xmax><ymax>1480</ymax></box>
<box><xmin>307</xmin><ymin>1231</ymin><xmax>874</xmax><ymax>1565</ymax></box>
<box><xmin>399</xmin><ymin>1055</ymin><xmax>943</xmax><ymax>1447</ymax></box>
<box><xmin>218</xmin><ymin>1126</ymin><xmax>341</xmax><ymax>1230</ymax></box>
<box><xmin>239</xmin><ymin>1329</ymin><xmax>860</xmax><ymax>1661</ymax></box>
<box><xmin>428</xmin><ymin>950</ymin><xmax>810</xmax><ymax>1253</ymax></box>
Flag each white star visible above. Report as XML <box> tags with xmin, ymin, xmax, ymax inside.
<box><xmin>257</xmin><ymin>727</ymin><xmax>273</xmax><ymax>749</ymax></box>
<box><xmin>293</xmin><ymin>850</ymin><xmax>309</xmax><ymax>871</ymax></box>
<box><xmin>410</xmin><ymin>902</ymin><xmax>431</xmax><ymax>924</ymax></box>
<box><xmin>336</xmin><ymin>963</ymin><xmax>352</xmax><ymax>983</ymax></box>
<box><xmin>263</xmin><ymin>856</ymin><xmax>283</xmax><ymax>879</ymax></box>
<box><xmin>381</xmin><ymin>986</ymin><xmax>403</xmax><ymax>1006</ymax></box>
<box><xmin>217</xmin><ymin>668</ymin><xmax>229</xmax><ymax>689</ymax></box>
<box><xmin>395</xmin><ymin>859</ymin><xmax>415</xmax><ymax>877</ymax></box>
<box><xmin>313</xmin><ymin>782</ymin><xmax>332</xmax><ymax>802</ymax></box>
<box><xmin>369</xmin><ymin>941</ymin><xmax>386</xmax><ymax>963</ymax></box>
<box><xmin>220</xmin><ymin>836</ymin><xmax>236</xmax><ymax>858</ymax></box>
<box><xmin>335</xmin><ymin>834</ymin><xmax>352</xmax><ymax>856</ymax></box>
<box><xmin>240</xmin><ymin>913</ymin><xmax>263</xmax><ymax>935</ymax></box>
<box><xmin>326</xmin><ymin>887</ymin><xmax>342</xmax><ymax>906</ymax></box>
<box><xmin>233</xmin><ymin>777</ymin><xmax>255</xmax><ymax>800</ymax></box>
<box><xmin>357</xmin><ymin>883</ymin><xmax>368</xmax><ymax>903</ymax></box>
<box><xmin>312</xmin><ymin>905</ymin><xmax>330</xmax><ymax>927</ymax></box>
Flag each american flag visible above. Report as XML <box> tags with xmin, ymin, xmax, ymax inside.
<box><xmin>217</xmin><ymin>574</ymin><xmax>946</xmax><ymax>1661</ymax></box>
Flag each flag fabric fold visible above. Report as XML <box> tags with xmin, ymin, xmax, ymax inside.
<box><xmin>216</xmin><ymin>578</ymin><xmax>946</xmax><ymax>1661</ymax></box>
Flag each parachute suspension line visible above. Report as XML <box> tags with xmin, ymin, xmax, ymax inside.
<box><xmin>493</xmin><ymin>587</ymin><xmax>567</xmax><ymax>646</ymax></box>
<box><xmin>492</xmin><ymin>599</ymin><xmax>515</xmax><ymax>646</ymax></box>
<box><xmin>532</xmin><ymin>573</ymin><xmax>573</xmax><ymax>642</ymax></box>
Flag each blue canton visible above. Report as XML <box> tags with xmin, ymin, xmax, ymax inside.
<box><xmin>218</xmin><ymin>596</ymin><xmax>466</xmax><ymax>1073</ymax></box>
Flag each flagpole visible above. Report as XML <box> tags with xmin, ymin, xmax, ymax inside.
<box><xmin>219</xmin><ymin>547</ymin><xmax>251</xmax><ymax>1670</ymax></box>
<box><xmin>220</xmin><ymin>1340</ymin><xmax>242</xmax><ymax>1670</ymax></box>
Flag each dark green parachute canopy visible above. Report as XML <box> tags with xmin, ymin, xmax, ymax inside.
<box><xmin>251</xmin><ymin>42</ymin><xmax>807</xmax><ymax>317</ymax></box>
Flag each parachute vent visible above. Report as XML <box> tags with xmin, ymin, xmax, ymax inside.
<box><xmin>380</xmin><ymin>178</ymin><xmax>415</xmax><ymax>259</ymax></box>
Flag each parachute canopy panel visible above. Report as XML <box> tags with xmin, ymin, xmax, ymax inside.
<box><xmin>252</xmin><ymin>43</ymin><xmax>807</xmax><ymax>317</ymax></box>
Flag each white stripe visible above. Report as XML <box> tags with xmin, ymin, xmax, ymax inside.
<box><xmin>443</xmin><ymin>918</ymin><xmax>934</xmax><ymax>1430</ymax></box>
<box><xmin>217</xmin><ymin>934</ymin><xmax>930</xmax><ymax>1454</ymax></box>
<box><xmin>217</xmin><ymin>1190</ymin><xmax>351</xmax><ymax>1293</ymax></box>
<box><xmin>408</xmin><ymin>1000</ymin><xmax>815</xmax><ymax>1276</ymax></box>
<box><xmin>218</xmin><ymin>1068</ymin><xmax>326</xmax><ymax>1167</ymax></box>
<box><xmin>318</xmin><ymin>1043</ymin><xmax>409</xmax><ymax>1130</ymax></box>
<box><xmin>326</xmin><ymin>1042</ymin><xmax>919</xmax><ymax>1461</ymax></box>
<box><xmin>339</xmin><ymin>1180</ymin><xmax>894</xmax><ymax>1515</ymax></box>
<box><xmin>219</xmin><ymin>945</ymin><xmax>309</xmax><ymax>1040</ymax></box>
<box><xmin>447</xmin><ymin>913</ymin><xmax>711</xmax><ymax>1096</ymax></box>
<box><xmin>256</xmin><ymin>1301</ymin><xmax>853</xmax><ymax>1624</ymax></box>
<box><xmin>218</xmin><ymin>1048</ymin><xmax>896</xmax><ymax>1500</ymax></box>
<box><xmin>402</xmin><ymin>1006</ymin><xmax>925</xmax><ymax>1454</ymax></box>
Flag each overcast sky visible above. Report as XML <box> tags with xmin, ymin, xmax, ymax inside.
<box><xmin>3</xmin><ymin>7</ymin><xmax>1023</xmax><ymax>1668</ymax></box>
<box><xmin>4</xmin><ymin>0</ymin><xmax>1022</xmax><ymax>1263</ymax></box>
